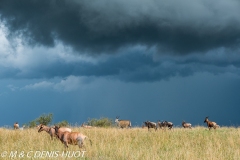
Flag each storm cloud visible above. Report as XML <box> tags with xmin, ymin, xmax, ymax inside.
<box><xmin>0</xmin><ymin>39</ymin><xmax>239</xmax><ymax>82</ymax></box>
<box><xmin>0</xmin><ymin>0</ymin><xmax>240</xmax><ymax>127</ymax></box>
<box><xmin>1</xmin><ymin>0</ymin><xmax>240</xmax><ymax>55</ymax></box>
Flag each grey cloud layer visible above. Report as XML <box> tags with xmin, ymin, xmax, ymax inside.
<box><xmin>1</xmin><ymin>0</ymin><xmax>240</xmax><ymax>54</ymax></box>
<box><xmin>1</xmin><ymin>48</ymin><xmax>239</xmax><ymax>82</ymax></box>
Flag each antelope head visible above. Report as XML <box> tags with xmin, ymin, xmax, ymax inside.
<box><xmin>204</xmin><ymin>116</ymin><xmax>209</xmax><ymax>123</ymax></box>
<box><xmin>115</xmin><ymin>116</ymin><xmax>120</xmax><ymax>123</ymax></box>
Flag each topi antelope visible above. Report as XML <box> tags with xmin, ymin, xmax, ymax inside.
<box><xmin>115</xmin><ymin>116</ymin><xmax>131</xmax><ymax>129</ymax></box>
<box><xmin>182</xmin><ymin>121</ymin><xmax>192</xmax><ymax>129</ymax></box>
<box><xmin>53</xmin><ymin>125</ymin><xmax>92</xmax><ymax>149</ymax></box>
<box><xmin>204</xmin><ymin>116</ymin><xmax>218</xmax><ymax>130</ymax></box>
<box><xmin>13</xmin><ymin>122</ymin><xmax>19</xmax><ymax>130</ymax></box>
<box><xmin>157</xmin><ymin>120</ymin><xmax>167</xmax><ymax>130</ymax></box>
<box><xmin>160</xmin><ymin>121</ymin><xmax>174</xmax><ymax>130</ymax></box>
<box><xmin>38</xmin><ymin>124</ymin><xmax>72</xmax><ymax>140</ymax></box>
<box><xmin>144</xmin><ymin>121</ymin><xmax>157</xmax><ymax>131</ymax></box>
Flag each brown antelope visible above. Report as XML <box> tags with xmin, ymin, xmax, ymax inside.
<box><xmin>38</xmin><ymin>124</ymin><xmax>72</xmax><ymax>140</ymax></box>
<box><xmin>204</xmin><ymin>116</ymin><xmax>218</xmax><ymax>130</ymax></box>
<box><xmin>13</xmin><ymin>122</ymin><xmax>19</xmax><ymax>130</ymax></box>
<box><xmin>115</xmin><ymin>116</ymin><xmax>131</xmax><ymax>129</ymax></box>
<box><xmin>144</xmin><ymin>121</ymin><xmax>157</xmax><ymax>131</ymax></box>
<box><xmin>182</xmin><ymin>121</ymin><xmax>192</xmax><ymax>129</ymax></box>
<box><xmin>160</xmin><ymin>121</ymin><xmax>174</xmax><ymax>130</ymax></box>
<box><xmin>157</xmin><ymin>120</ymin><xmax>165</xmax><ymax>130</ymax></box>
<box><xmin>53</xmin><ymin>125</ymin><xmax>92</xmax><ymax>149</ymax></box>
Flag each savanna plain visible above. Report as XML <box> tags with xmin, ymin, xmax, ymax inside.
<box><xmin>0</xmin><ymin>127</ymin><xmax>240</xmax><ymax>160</ymax></box>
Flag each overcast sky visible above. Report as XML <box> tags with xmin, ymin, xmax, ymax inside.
<box><xmin>0</xmin><ymin>0</ymin><xmax>240</xmax><ymax>127</ymax></box>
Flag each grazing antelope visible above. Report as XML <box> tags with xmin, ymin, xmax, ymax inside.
<box><xmin>115</xmin><ymin>116</ymin><xmax>131</xmax><ymax>129</ymax></box>
<box><xmin>144</xmin><ymin>121</ymin><xmax>157</xmax><ymax>131</ymax></box>
<box><xmin>204</xmin><ymin>116</ymin><xmax>218</xmax><ymax>130</ymax></box>
<box><xmin>13</xmin><ymin>122</ymin><xmax>19</xmax><ymax>130</ymax></box>
<box><xmin>160</xmin><ymin>121</ymin><xmax>174</xmax><ymax>130</ymax></box>
<box><xmin>54</xmin><ymin>125</ymin><xmax>92</xmax><ymax>149</ymax></box>
<box><xmin>38</xmin><ymin>124</ymin><xmax>72</xmax><ymax>140</ymax></box>
<box><xmin>182</xmin><ymin>121</ymin><xmax>192</xmax><ymax>129</ymax></box>
<box><xmin>81</xmin><ymin>123</ymin><xmax>92</xmax><ymax>128</ymax></box>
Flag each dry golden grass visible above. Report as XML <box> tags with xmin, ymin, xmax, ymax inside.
<box><xmin>0</xmin><ymin>126</ymin><xmax>240</xmax><ymax>160</ymax></box>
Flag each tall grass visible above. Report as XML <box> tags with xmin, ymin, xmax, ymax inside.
<box><xmin>0</xmin><ymin>127</ymin><xmax>240</xmax><ymax>159</ymax></box>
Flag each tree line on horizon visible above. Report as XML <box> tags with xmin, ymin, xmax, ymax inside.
<box><xmin>25</xmin><ymin>113</ymin><xmax>113</xmax><ymax>128</ymax></box>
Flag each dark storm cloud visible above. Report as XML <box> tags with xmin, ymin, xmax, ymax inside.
<box><xmin>2</xmin><ymin>49</ymin><xmax>238</xmax><ymax>82</ymax></box>
<box><xmin>1</xmin><ymin>0</ymin><xmax>240</xmax><ymax>55</ymax></box>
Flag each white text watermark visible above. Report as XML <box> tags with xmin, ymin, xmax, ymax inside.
<box><xmin>1</xmin><ymin>150</ymin><xmax>86</xmax><ymax>159</ymax></box>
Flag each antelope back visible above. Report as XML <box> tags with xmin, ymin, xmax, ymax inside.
<box><xmin>119</xmin><ymin>120</ymin><xmax>130</xmax><ymax>127</ymax></box>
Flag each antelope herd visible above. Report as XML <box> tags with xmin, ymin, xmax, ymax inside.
<box><xmin>12</xmin><ymin>116</ymin><xmax>220</xmax><ymax>132</ymax></box>
<box><xmin>114</xmin><ymin>116</ymin><xmax>218</xmax><ymax>131</ymax></box>
<box><xmin>9</xmin><ymin>116</ymin><xmax>220</xmax><ymax>151</ymax></box>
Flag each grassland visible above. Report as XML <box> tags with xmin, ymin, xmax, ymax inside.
<box><xmin>0</xmin><ymin>126</ymin><xmax>240</xmax><ymax>160</ymax></box>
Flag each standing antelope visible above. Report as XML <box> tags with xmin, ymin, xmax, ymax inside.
<box><xmin>38</xmin><ymin>124</ymin><xmax>72</xmax><ymax>140</ymax></box>
<box><xmin>204</xmin><ymin>116</ymin><xmax>218</xmax><ymax>130</ymax></box>
<box><xmin>144</xmin><ymin>121</ymin><xmax>157</xmax><ymax>131</ymax></box>
<box><xmin>115</xmin><ymin>116</ymin><xmax>131</xmax><ymax>129</ymax></box>
<box><xmin>13</xmin><ymin>122</ymin><xmax>19</xmax><ymax>130</ymax></box>
<box><xmin>157</xmin><ymin>120</ymin><xmax>164</xmax><ymax>130</ymax></box>
<box><xmin>182</xmin><ymin>121</ymin><xmax>192</xmax><ymax>129</ymax></box>
<box><xmin>160</xmin><ymin>121</ymin><xmax>174</xmax><ymax>130</ymax></box>
<box><xmin>54</xmin><ymin>125</ymin><xmax>92</xmax><ymax>149</ymax></box>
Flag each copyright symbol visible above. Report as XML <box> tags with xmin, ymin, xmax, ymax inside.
<box><xmin>1</xmin><ymin>151</ymin><xmax>7</xmax><ymax>157</ymax></box>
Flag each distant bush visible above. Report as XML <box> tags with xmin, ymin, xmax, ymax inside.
<box><xmin>25</xmin><ymin>113</ymin><xmax>53</xmax><ymax>128</ymax></box>
<box><xmin>35</xmin><ymin>113</ymin><xmax>53</xmax><ymax>125</ymax></box>
<box><xmin>56</xmin><ymin>120</ymin><xmax>69</xmax><ymax>127</ymax></box>
<box><xmin>87</xmin><ymin>117</ymin><xmax>113</xmax><ymax>127</ymax></box>
<box><xmin>26</xmin><ymin>120</ymin><xmax>37</xmax><ymax>128</ymax></box>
